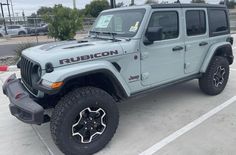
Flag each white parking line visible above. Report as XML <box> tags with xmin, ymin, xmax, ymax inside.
<box><xmin>231</xmin><ymin>68</ymin><xmax>236</xmax><ymax>71</ymax></box>
<box><xmin>31</xmin><ymin>125</ymin><xmax>54</xmax><ymax>155</ymax></box>
<box><xmin>140</xmin><ymin>96</ymin><xmax>236</xmax><ymax>155</ymax></box>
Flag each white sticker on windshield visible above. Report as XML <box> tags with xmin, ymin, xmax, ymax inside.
<box><xmin>129</xmin><ymin>21</ymin><xmax>139</xmax><ymax>32</ymax></box>
<box><xmin>95</xmin><ymin>15</ymin><xmax>113</xmax><ymax>28</ymax></box>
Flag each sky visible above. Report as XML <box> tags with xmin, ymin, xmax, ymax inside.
<box><xmin>0</xmin><ymin>0</ymin><xmax>221</xmax><ymax>16</ymax></box>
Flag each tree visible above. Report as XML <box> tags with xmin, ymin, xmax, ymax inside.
<box><xmin>145</xmin><ymin>0</ymin><xmax>158</xmax><ymax>4</ymax></box>
<box><xmin>37</xmin><ymin>7</ymin><xmax>53</xmax><ymax>16</ymax></box>
<box><xmin>228</xmin><ymin>0</ymin><xmax>235</xmax><ymax>9</ymax></box>
<box><xmin>85</xmin><ymin>0</ymin><xmax>110</xmax><ymax>17</ymax></box>
<box><xmin>220</xmin><ymin>0</ymin><xmax>235</xmax><ymax>9</ymax></box>
<box><xmin>27</xmin><ymin>13</ymin><xmax>37</xmax><ymax>24</ymax></box>
<box><xmin>116</xmin><ymin>2</ymin><xmax>124</xmax><ymax>7</ymax></box>
<box><xmin>44</xmin><ymin>5</ymin><xmax>83</xmax><ymax>40</ymax></box>
<box><xmin>191</xmin><ymin>0</ymin><xmax>206</xmax><ymax>3</ymax></box>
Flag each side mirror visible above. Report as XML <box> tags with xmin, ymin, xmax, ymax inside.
<box><xmin>144</xmin><ymin>27</ymin><xmax>162</xmax><ymax>45</ymax></box>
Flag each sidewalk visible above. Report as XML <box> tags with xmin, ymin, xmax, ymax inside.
<box><xmin>0</xmin><ymin>38</ymin><xmax>7</xmax><ymax>43</ymax></box>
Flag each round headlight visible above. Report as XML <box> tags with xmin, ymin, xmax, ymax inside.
<box><xmin>32</xmin><ymin>65</ymin><xmax>42</xmax><ymax>83</ymax></box>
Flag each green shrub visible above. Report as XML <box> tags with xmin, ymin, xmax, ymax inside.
<box><xmin>44</xmin><ymin>5</ymin><xmax>83</xmax><ymax>41</ymax></box>
<box><xmin>14</xmin><ymin>42</ymin><xmax>33</xmax><ymax>59</ymax></box>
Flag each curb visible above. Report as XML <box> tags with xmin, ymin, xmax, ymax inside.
<box><xmin>0</xmin><ymin>65</ymin><xmax>18</xmax><ymax>72</ymax></box>
<box><xmin>0</xmin><ymin>39</ymin><xmax>7</xmax><ymax>42</ymax></box>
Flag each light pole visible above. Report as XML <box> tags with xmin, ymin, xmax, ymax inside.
<box><xmin>9</xmin><ymin>0</ymin><xmax>15</xmax><ymax>24</ymax></box>
<box><xmin>0</xmin><ymin>3</ymin><xmax>8</xmax><ymax>35</ymax></box>
<box><xmin>131</xmin><ymin>0</ymin><xmax>135</xmax><ymax>6</ymax></box>
<box><xmin>73</xmin><ymin>0</ymin><xmax>76</xmax><ymax>9</ymax></box>
<box><xmin>6</xmin><ymin>0</ymin><xmax>12</xmax><ymax>24</ymax></box>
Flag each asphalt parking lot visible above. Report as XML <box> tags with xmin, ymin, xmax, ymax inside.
<box><xmin>0</xmin><ymin>46</ymin><xmax>236</xmax><ymax>155</ymax></box>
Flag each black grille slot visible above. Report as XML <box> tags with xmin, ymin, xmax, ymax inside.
<box><xmin>21</xmin><ymin>56</ymin><xmax>38</xmax><ymax>95</ymax></box>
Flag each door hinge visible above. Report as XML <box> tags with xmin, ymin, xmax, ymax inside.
<box><xmin>141</xmin><ymin>52</ymin><xmax>149</xmax><ymax>60</ymax></box>
<box><xmin>184</xmin><ymin>63</ymin><xmax>190</xmax><ymax>69</ymax></box>
<box><xmin>141</xmin><ymin>72</ymin><xmax>150</xmax><ymax>80</ymax></box>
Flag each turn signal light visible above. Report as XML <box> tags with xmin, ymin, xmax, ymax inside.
<box><xmin>51</xmin><ymin>82</ymin><xmax>64</xmax><ymax>89</ymax></box>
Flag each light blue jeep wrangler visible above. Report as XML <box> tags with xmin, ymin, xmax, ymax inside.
<box><xmin>3</xmin><ymin>3</ymin><xmax>234</xmax><ymax>155</ymax></box>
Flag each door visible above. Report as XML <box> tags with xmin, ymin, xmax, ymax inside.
<box><xmin>183</xmin><ymin>8</ymin><xmax>210</xmax><ymax>74</ymax></box>
<box><xmin>6</xmin><ymin>26</ymin><xmax>13</xmax><ymax>35</ymax></box>
<box><xmin>11</xmin><ymin>26</ymin><xmax>20</xmax><ymax>36</ymax></box>
<box><xmin>140</xmin><ymin>9</ymin><xmax>185</xmax><ymax>86</ymax></box>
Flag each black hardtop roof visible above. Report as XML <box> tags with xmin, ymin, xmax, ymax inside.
<box><xmin>151</xmin><ymin>3</ymin><xmax>226</xmax><ymax>9</ymax></box>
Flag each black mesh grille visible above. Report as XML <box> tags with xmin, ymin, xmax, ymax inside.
<box><xmin>20</xmin><ymin>56</ymin><xmax>38</xmax><ymax>95</ymax></box>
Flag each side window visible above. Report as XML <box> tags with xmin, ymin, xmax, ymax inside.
<box><xmin>147</xmin><ymin>11</ymin><xmax>179</xmax><ymax>41</ymax></box>
<box><xmin>186</xmin><ymin>10</ymin><xmax>206</xmax><ymax>36</ymax></box>
<box><xmin>209</xmin><ymin>9</ymin><xmax>229</xmax><ymax>36</ymax></box>
<box><xmin>7</xmin><ymin>26</ymin><xmax>13</xmax><ymax>29</ymax></box>
<box><xmin>12</xmin><ymin>26</ymin><xmax>19</xmax><ymax>29</ymax></box>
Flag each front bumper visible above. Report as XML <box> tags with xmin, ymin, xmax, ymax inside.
<box><xmin>2</xmin><ymin>74</ymin><xmax>46</xmax><ymax>125</ymax></box>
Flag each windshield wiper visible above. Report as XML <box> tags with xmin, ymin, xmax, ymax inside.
<box><xmin>101</xmin><ymin>31</ymin><xmax>118</xmax><ymax>41</ymax></box>
<box><xmin>89</xmin><ymin>30</ymin><xmax>100</xmax><ymax>38</ymax></box>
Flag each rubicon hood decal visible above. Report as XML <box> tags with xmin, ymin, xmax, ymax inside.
<box><xmin>59</xmin><ymin>50</ymin><xmax>119</xmax><ymax>64</ymax></box>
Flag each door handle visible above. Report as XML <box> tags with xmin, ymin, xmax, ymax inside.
<box><xmin>172</xmin><ymin>46</ymin><xmax>184</xmax><ymax>51</ymax></box>
<box><xmin>199</xmin><ymin>42</ymin><xmax>208</xmax><ymax>46</ymax></box>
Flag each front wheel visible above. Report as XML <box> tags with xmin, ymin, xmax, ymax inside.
<box><xmin>199</xmin><ymin>56</ymin><xmax>229</xmax><ymax>95</ymax></box>
<box><xmin>50</xmin><ymin>87</ymin><xmax>119</xmax><ymax>155</ymax></box>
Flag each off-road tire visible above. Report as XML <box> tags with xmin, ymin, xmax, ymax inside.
<box><xmin>199</xmin><ymin>56</ymin><xmax>229</xmax><ymax>95</ymax></box>
<box><xmin>50</xmin><ymin>87</ymin><xmax>119</xmax><ymax>155</ymax></box>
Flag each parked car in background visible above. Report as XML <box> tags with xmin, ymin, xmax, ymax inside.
<box><xmin>0</xmin><ymin>25</ymin><xmax>28</xmax><ymax>37</ymax></box>
<box><xmin>30</xmin><ymin>24</ymin><xmax>49</xmax><ymax>35</ymax></box>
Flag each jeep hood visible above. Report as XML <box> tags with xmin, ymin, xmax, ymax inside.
<box><xmin>22</xmin><ymin>38</ymin><xmax>124</xmax><ymax>69</ymax></box>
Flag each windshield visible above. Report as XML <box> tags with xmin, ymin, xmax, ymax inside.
<box><xmin>91</xmin><ymin>9</ymin><xmax>146</xmax><ymax>38</ymax></box>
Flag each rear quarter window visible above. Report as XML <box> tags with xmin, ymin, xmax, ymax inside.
<box><xmin>186</xmin><ymin>10</ymin><xmax>206</xmax><ymax>36</ymax></box>
<box><xmin>208</xmin><ymin>9</ymin><xmax>229</xmax><ymax>37</ymax></box>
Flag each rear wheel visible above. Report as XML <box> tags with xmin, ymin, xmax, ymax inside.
<box><xmin>50</xmin><ymin>87</ymin><xmax>119</xmax><ymax>155</ymax></box>
<box><xmin>0</xmin><ymin>33</ymin><xmax>3</xmax><ymax>37</ymax></box>
<box><xmin>18</xmin><ymin>31</ymin><xmax>26</xmax><ymax>36</ymax></box>
<box><xmin>199</xmin><ymin>56</ymin><xmax>229</xmax><ymax>95</ymax></box>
